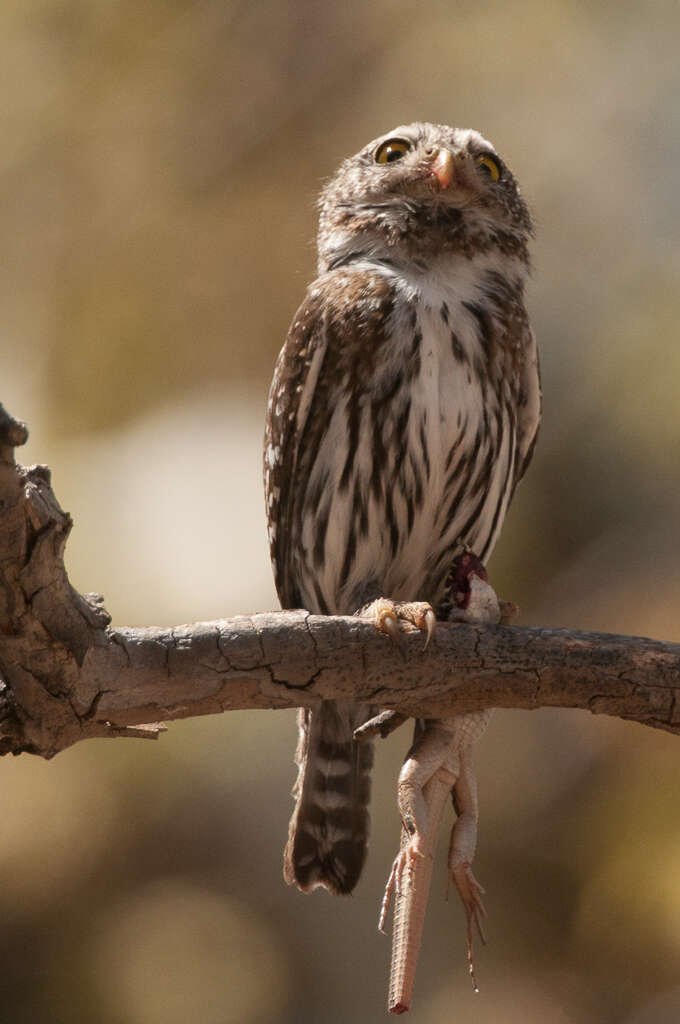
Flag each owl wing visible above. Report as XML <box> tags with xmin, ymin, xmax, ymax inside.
<box><xmin>512</xmin><ymin>325</ymin><xmax>542</xmax><ymax>491</ymax></box>
<box><xmin>264</xmin><ymin>267</ymin><xmax>396</xmax><ymax>612</ymax></box>
<box><xmin>264</xmin><ymin>285</ymin><xmax>330</xmax><ymax>609</ymax></box>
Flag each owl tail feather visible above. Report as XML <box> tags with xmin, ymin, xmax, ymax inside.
<box><xmin>284</xmin><ymin>700</ymin><xmax>375</xmax><ymax>896</ymax></box>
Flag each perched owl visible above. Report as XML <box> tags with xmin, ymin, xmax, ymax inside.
<box><xmin>263</xmin><ymin>122</ymin><xmax>540</xmax><ymax>896</ymax></box>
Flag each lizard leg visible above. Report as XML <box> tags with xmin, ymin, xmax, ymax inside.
<box><xmin>397</xmin><ymin>723</ymin><xmax>458</xmax><ymax>857</ymax></box>
<box><xmin>380</xmin><ymin>724</ymin><xmax>456</xmax><ymax>930</ymax></box>
<box><xmin>447</xmin><ymin>744</ymin><xmax>487</xmax><ymax>990</ymax></box>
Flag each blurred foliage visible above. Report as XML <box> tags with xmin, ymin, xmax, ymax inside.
<box><xmin>2</xmin><ymin>0</ymin><xmax>680</xmax><ymax>1021</ymax></box>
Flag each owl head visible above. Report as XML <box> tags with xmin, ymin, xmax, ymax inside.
<box><xmin>317</xmin><ymin>122</ymin><xmax>532</xmax><ymax>273</ymax></box>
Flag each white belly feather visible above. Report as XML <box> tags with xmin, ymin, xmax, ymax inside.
<box><xmin>299</xmin><ymin>258</ymin><xmax>517</xmax><ymax>614</ymax></box>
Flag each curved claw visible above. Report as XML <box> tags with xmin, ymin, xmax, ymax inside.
<box><xmin>379</xmin><ymin>853</ymin><xmax>402</xmax><ymax>932</ymax></box>
<box><xmin>423</xmin><ymin>608</ymin><xmax>437</xmax><ymax>650</ymax></box>
<box><xmin>359</xmin><ymin>598</ymin><xmax>435</xmax><ymax>649</ymax></box>
<box><xmin>449</xmin><ymin>862</ymin><xmax>487</xmax><ymax>991</ymax></box>
<box><xmin>381</xmin><ymin>612</ymin><xmax>403</xmax><ymax>645</ymax></box>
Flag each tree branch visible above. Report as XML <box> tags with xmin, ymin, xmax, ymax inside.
<box><xmin>1</xmin><ymin>402</ymin><xmax>678</xmax><ymax>760</ymax></box>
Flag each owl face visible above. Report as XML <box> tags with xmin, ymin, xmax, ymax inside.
<box><xmin>317</xmin><ymin>122</ymin><xmax>531</xmax><ymax>271</ymax></box>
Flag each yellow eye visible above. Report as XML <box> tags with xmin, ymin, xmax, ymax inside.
<box><xmin>375</xmin><ymin>138</ymin><xmax>412</xmax><ymax>164</ymax></box>
<box><xmin>476</xmin><ymin>153</ymin><xmax>501</xmax><ymax>182</ymax></box>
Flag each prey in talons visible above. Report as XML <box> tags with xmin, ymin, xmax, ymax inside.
<box><xmin>364</xmin><ymin>552</ymin><xmax>506</xmax><ymax>1014</ymax></box>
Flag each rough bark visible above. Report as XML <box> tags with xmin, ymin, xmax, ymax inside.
<box><xmin>1</xmin><ymin>403</ymin><xmax>678</xmax><ymax>760</ymax></box>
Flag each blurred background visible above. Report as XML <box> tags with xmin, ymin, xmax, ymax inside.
<box><xmin>2</xmin><ymin>1</ymin><xmax>680</xmax><ymax>1021</ymax></box>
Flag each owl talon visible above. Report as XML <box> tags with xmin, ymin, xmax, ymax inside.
<box><xmin>381</xmin><ymin>613</ymin><xmax>403</xmax><ymax>645</ymax></box>
<box><xmin>423</xmin><ymin>608</ymin><xmax>437</xmax><ymax>650</ymax></box>
<box><xmin>353</xmin><ymin>710</ymin><xmax>408</xmax><ymax>742</ymax></box>
<box><xmin>359</xmin><ymin>599</ymin><xmax>436</xmax><ymax>648</ymax></box>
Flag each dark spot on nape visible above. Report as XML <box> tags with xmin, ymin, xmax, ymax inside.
<box><xmin>411</xmin><ymin>330</ymin><xmax>422</xmax><ymax>357</ymax></box>
<box><xmin>440</xmin><ymin>301</ymin><xmax>450</xmax><ymax>325</ymax></box>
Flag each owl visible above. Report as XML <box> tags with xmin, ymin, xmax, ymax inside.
<box><xmin>263</xmin><ymin>122</ymin><xmax>540</xmax><ymax>896</ymax></box>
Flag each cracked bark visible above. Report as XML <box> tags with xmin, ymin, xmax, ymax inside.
<box><xmin>1</xmin><ymin>402</ymin><xmax>679</xmax><ymax>760</ymax></box>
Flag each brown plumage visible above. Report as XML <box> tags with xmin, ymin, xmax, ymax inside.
<box><xmin>264</xmin><ymin>122</ymin><xmax>540</xmax><ymax>895</ymax></box>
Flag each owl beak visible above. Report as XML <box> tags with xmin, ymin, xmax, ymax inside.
<box><xmin>430</xmin><ymin>148</ymin><xmax>455</xmax><ymax>189</ymax></box>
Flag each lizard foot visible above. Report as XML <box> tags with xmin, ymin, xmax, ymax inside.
<box><xmin>448</xmin><ymin>860</ymin><xmax>487</xmax><ymax>992</ymax></box>
<box><xmin>360</xmin><ymin>598</ymin><xmax>436</xmax><ymax>650</ymax></box>
<box><xmin>379</xmin><ymin>837</ymin><xmax>424</xmax><ymax>933</ymax></box>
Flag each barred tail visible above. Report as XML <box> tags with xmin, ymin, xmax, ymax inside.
<box><xmin>283</xmin><ymin>700</ymin><xmax>375</xmax><ymax>895</ymax></box>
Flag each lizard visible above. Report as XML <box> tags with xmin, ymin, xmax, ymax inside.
<box><xmin>356</xmin><ymin>552</ymin><xmax>511</xmax><ymax>1014</ymax></box>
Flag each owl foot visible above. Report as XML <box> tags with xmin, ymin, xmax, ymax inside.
<box><xmin>360</xmin><ymin>598</ymin><xmax>436</xmax><ymax>650</ymax></box>
<box><xmin>353</xmin><ymin>709</ymin><xmax>408</xmax><ymax>742</ymax></box>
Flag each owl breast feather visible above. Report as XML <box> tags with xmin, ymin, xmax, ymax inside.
<box><xmin>266</xmin><ymin>258</ymin><xmax>521</xmax><ymax>616</ymax></box>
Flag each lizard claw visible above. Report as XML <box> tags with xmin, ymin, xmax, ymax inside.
<box><xmin>379</xmin><ymin>852</ymin><xmax>401</xmax><ymax>932</ymax></box>
<box><xmin>449</xmin><ymin>861</ymin><xmax>487</xmax><ymax>992</ymax></box>
<box><xmin>379</xmin><ymin>836</ymin><xmax>424</xmax><ymax>933</ymax></box>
